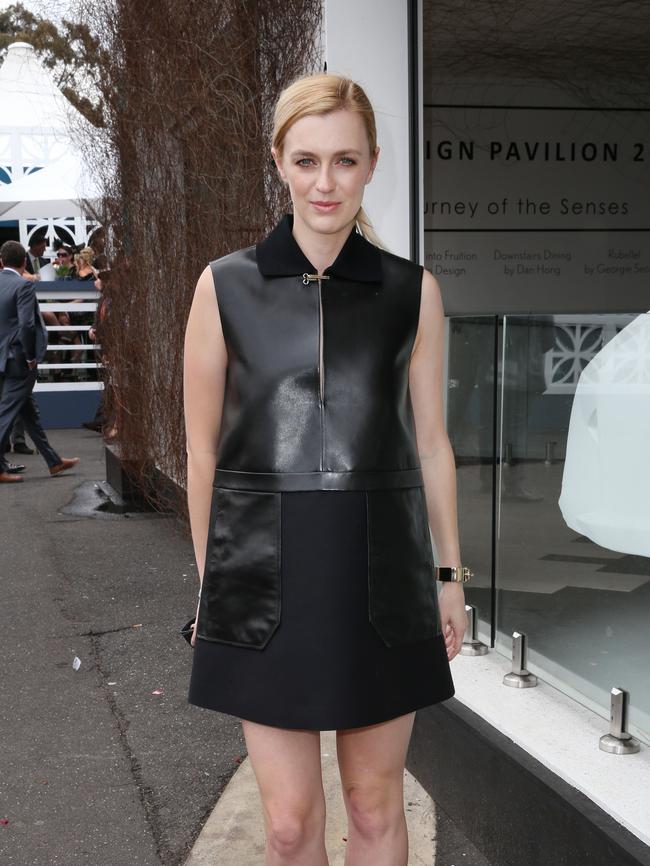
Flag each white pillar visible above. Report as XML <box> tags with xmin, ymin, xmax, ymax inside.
<box><xmin>325</xmin><ymin>0</ymin><xmax>416</xmax><ymax>259</ymax></box>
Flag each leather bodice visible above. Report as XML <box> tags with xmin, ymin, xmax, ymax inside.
<box><xmin>196</xmin><ymin>214</ymin><xmax>442</xmax><ymax>650</ymax></box>
<box><xmin>210</xmin><ymin>216</ymin><xmax>423</xmax><ymax>484</ymax></box>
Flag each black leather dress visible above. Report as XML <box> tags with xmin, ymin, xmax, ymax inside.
<box><xmin>188</xmin><ymin>213</ymin><xmax>455</xmax><ymax>729</ymax></box>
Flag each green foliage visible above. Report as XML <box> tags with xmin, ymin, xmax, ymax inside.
<box><xmin>0</xmin><ymin>2</ymin><xmax>104</xmax><ymax>126</ymax></box>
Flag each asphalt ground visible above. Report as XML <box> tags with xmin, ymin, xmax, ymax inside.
<box><xmin>0</xmin><ymin>427</ymin><xmax>491</xmax><ymax>866</ymax></box>
<box><xmin>0</xmin><ymin>428</ymin><xmax>245</xmax><ymax>865</ymax></box>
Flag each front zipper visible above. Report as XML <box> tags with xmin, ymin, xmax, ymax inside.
<box><xmin>317</xmin><ymin>277</ymin><xmax>324</xmax><ymax>404</ymax></box>
<box><xmin>302</xmin><ymin>272</ymin><xmax>330</xmax><ymax>469</ymax></box>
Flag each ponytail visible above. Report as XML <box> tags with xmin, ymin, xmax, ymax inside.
<box><xmin>355</xmin><ymin>205</ymin><xmax>384</xmax><ymax>249</ymax></box>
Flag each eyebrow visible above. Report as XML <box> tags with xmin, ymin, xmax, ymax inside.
<box><xmin>289</xmin><ymin>149</ymin><xmax>363</xmax><ymax>158</ymax></box>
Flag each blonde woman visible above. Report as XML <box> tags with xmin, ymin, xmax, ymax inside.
<box><xmin>183</xmin><ymin>72</ymin><xmax>469</xmax><ymax>866</ymax></box>
<box><xmin>71</xmin><ymin>247</ymin><xmax>99</xmax><ymax>281</ymax></box>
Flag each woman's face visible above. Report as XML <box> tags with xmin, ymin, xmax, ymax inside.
<box><xmin>272</xmin><ymin>108</ymin><xmax>379</xmax><ymax>235</ymax></box>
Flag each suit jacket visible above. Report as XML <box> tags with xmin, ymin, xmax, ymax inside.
<box><xmin>24</xmin><ymin>252</ymin><xmax>48</xmax><ymax>276</ymax></box>
<box><xmin>0</xmin><ymin>269</ymin><xmax>49</xmax><ymax>373</ymax></box>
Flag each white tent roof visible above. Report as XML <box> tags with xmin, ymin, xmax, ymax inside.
<box><xmin>0</xmin><ymin>41</ymin><xmax>82</xmax><ymax>133</ymax></box>
<box><xmin>0</xmin><ymin>41</ymin><xmax>103</xmax><ymax>219</ymax></box>
<box><xmin>0</xmin><ymin>151</ymin><xmax>100</xmax><ymax>218</ymax></box>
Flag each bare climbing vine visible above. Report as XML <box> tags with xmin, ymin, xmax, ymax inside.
<box><xmin>74</xmin><ymin>0</ymin><xmax>323</xmax><ymax>519</ymax></box>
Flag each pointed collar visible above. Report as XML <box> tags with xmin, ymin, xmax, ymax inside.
<box><xmin>255</xmin><ymin>212</ymin><xmax>382</xmax><ymax>283</ymax></box>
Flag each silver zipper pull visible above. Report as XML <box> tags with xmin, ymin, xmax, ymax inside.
<box><xmin>302</xmin><ymin>273</ymin><xmax>331</xmax><ymax>285</ymax></box>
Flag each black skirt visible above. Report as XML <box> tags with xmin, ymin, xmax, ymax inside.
<box><xmin>188</xmin><ymin>488</ymin><xmax>455</xmax><ymax>729</ymax></box>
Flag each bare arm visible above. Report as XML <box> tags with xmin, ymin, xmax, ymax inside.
<box><xmin>408</xmin><ymin>267</ymin><xmax>467</xmax><ymax>660</ymax></box>
<box><xmin>183</xmin><ymin>265</ymin><xmax>228</xmax><ymax>595</ymax></box>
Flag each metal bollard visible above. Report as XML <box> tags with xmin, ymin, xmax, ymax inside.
<box><xmin>599</xmin><ymin>688</ymin><xmax>640</xmax><ymax>754</ymax></box>
<box><xmin>503</xmin><ymin>631</ymin><xmax>538</xmax><ymax>688</ymax></box>
<box><xmin>460</xmin><ymin>604</ymin><xmax>488</xmax><ymax>656</ymax></box>
<box><xmin>544</xmin><ymin>441</ymin><xmax>556</xmax><ymax>465</ymax></box>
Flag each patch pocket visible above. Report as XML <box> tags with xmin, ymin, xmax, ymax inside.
<box><xmin>196</xmin><ymin>487</ymin><xmax>281</xmax><ymax>649</ymax></box>
<box><xmin>366</xmin><ymin>485</ymin><xmax>441</xmax><ymax>647</ymax></box>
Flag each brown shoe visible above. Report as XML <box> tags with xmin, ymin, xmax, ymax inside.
<box><xmin>0</xmin><ymin>470</ymin><xmax>24</xmax><ymax>483</ymax></box>
<box><xmin>49</xmin><ymin>457</ymin><xmax>80</xmax><ymax>477</ymax></box>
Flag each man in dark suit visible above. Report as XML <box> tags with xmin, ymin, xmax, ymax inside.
<box><xmin>9</xmin><ymin>232</ymin><xmax>50</xmax><ymax>453</ymax></box>
<box><xmin>5</xmin><ymin>232</ymin><xmax>48</xmax><ymax>454</ymax></box>
<box><xmin>23</xmin><ymin>233</ymin><xmax>48</xmax><ymax>275</ymax></box>
<box><xmin>0</xmin><ymin>240</ymin><xmax>80</xmax><ymax>483</ymax></box>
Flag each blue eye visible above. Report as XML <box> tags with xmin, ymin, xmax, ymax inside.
<box><xmin>296</xmin><ymin>157</ymin><xmax>356</xmax><ymax>167</ymax></box>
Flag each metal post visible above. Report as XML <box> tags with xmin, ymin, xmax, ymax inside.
<box><xmin>460</xmin><ymin>604</ymin><xmax>488</xmax><ymax>656</ymax></box>
<box><xmin>503</xmin><ymin>442</ymin><xmax>513</xmax><ymax>465</ymax></box>
<box><xmin>544</xmin><ymin>441</ymin><xmax>556</xmax><ymax>465</ymax></box>
<box><xmin>503</xmin><ymin>631</ymin><xmax>538</xmax><ymax>688</ymax></box>
<box><xmin>599</xmin><ymin>688</ymin><xmax>641</xmax><ymax>754</ymax></box>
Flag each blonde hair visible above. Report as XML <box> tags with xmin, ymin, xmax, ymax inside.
<box><xmin>272</xmin><ymin>72</ymin><xmax>383</xmax><ymax>248</ymax></box>
<box><xmin>74</xmin><ymin>247</ymin><xmax>97</xmax><ymax>272</ymax></box>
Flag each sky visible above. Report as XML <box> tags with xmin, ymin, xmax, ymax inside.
<box><xmin>0</xmin><ymin>0</ymin><xmax>79</xmax><ymax>22</ymax></box>
<box><xmin>0</xmin><ymin>0</ymin><xmax>97</xmax><ymax>105</ymax></box>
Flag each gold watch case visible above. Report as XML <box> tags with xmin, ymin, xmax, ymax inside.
<box><xmin>435</xmin><ymin>566</ymin><xmax>473</xmax><ymax>583</ymax></box>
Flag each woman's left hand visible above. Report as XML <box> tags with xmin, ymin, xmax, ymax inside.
<box><xmin>437</xmin><ymin>583</ymin><xmax>468</xmax><ymax>661</ymax></box>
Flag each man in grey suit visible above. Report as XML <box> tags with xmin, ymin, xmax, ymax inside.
<box><xmin>9</xmin><ymin>231</ymin><xmax>50</xmax><ymax>454</ymax></box>
<box><xmin>0</xmin><ymin>240</ymin><xmax>79</xmax><ymax>483</ymax></box>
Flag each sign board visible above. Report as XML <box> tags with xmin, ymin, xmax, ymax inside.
<box><xmin>424</xmin><ymin>105</ymin><xmax>650</xmax><ymax>314</ymax></box>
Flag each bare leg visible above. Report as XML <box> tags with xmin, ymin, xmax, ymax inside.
<box><xmin>241</xmin><ymin>719</ymin><xmax>329</xmax><ymax>866</ymax></box>
<box><xmin>336</xmin><ymin>711</ymin><xmax>416</xmax><ymax>866</ymax></box>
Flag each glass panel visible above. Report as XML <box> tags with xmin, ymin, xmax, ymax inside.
<box><xmin>423</xmin><ymin>0</ymin><xmax>650</xmax><ymax>746</ymax></box>
<box><xmin>496</xmin><ymin>313</ymin><xmax>649</xmax><ymax>742</ymax></box>
<box><xmin>445</xmin><ymin>315</ymin><xmax>499</xmax><ymax>643</ymax></box>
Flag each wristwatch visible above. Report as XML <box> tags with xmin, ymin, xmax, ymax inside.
<box><xmin>434</xmin><ymin>566</ymin><xmax>473</xmax><ymax>583</ymax></box>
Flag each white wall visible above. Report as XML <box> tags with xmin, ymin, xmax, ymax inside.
<box><xmin>325</xmin><ymin>0</ymin><xmax>414</xmax><ymax>258</ymax></box>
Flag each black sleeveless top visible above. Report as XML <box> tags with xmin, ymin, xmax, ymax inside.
<box><xmin>196</xmin><ymin>213</ymin><xmax>442</xmax><ymax>650</ymax></box>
